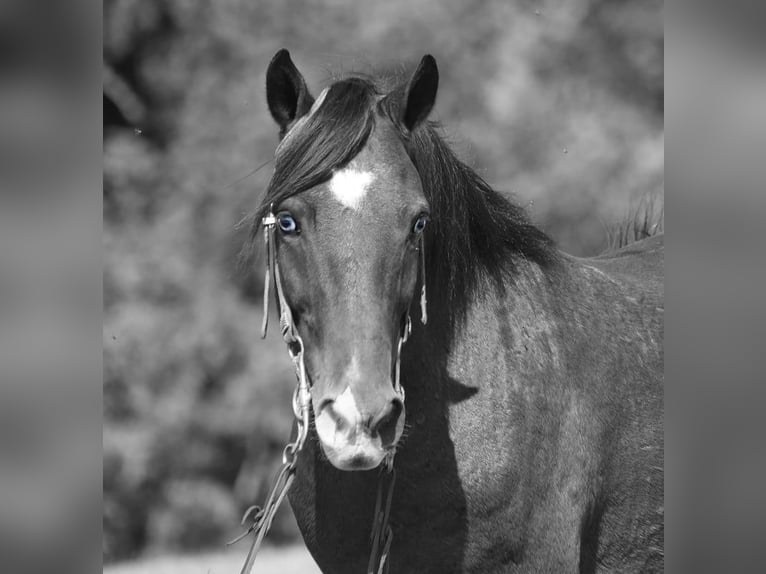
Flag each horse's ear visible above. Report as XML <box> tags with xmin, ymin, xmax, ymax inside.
<box><xmin>266</xmin><ymin>49</ymin><xmax>315</xmax><ymax>136</ymax></box>
<box><xmin>401</xmin><ymin>55</ymin><xmax>439</xmax><ymax>132</ymax></box>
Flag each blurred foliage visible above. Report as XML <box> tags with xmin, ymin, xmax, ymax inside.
<box><xmin>103</xmin><ymin>0</ymin><xmax>663</xmax><ymax>562</ymax></box>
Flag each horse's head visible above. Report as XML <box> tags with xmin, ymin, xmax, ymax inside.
<box><xmin>259</xmin><ymin>50</ymin><xmax>438</xmax><ymax>470</ymax></box>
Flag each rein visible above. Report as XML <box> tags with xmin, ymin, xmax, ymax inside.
<box><xmin>232</xmin><ymin>206</ymin><xmax>426</xmax><ymax>574</ymax></box>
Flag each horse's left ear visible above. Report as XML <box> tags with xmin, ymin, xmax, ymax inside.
<box><xmin>401</xmin><ymin>55</ymin><xmax>439</xmax><ymax>132</ymax></box>
<box><xmin>266</xmin><ymin>49</ymin><xmax>315</xmax><ymax>136</ymax></box>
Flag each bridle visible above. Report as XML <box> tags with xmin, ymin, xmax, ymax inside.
<box><xmin>233</xmin><ymin>205</ymin><xmax>427</xmax><ymax>574</ymax></box>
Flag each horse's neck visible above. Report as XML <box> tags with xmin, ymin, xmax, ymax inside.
<box><xmin>393</xmin><ymin>256</ymin><xmax>572</xmax><ymax>488</ymax></box>
<box><xmin>408</xmin><ymin>256</ymin><xmax>570</xmax><ymax>406</ymax></box>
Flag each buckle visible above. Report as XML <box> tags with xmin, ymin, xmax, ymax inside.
<box><xmin>262</xmin><ymin>213</ymin><xmax>277</xmax><ymax>227</ymax></box>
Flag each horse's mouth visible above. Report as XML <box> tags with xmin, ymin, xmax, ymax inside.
<box><xmin>344</xmin><ymin>452</ymin><xmax>382</xmax><ymax>470</ymax></box>
<box><xmin>318</xmin><ymin>436</ymin><xmax>388</xmax><ymax>471</ymax></box>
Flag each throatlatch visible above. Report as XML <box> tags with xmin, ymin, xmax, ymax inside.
<box><xmin>234</xmin><ymin>206</ymin><xmax>426</xmax><ymax>574</ymax></box>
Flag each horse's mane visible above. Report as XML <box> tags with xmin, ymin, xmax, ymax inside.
<box><xmin>248</xmin><ymin>74</ymin><xmax>557</xmax><ymax>315</ymax></box>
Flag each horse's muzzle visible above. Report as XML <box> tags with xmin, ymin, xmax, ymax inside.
<box><xmin>313</xmin><ymin>386</ymin><xmax>404</xmax><ymax>470</ymax></box>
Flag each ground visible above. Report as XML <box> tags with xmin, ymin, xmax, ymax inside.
<box><xmin>104</xmin><ymin>545</ymin><xmax>321</xmax><ymax>574</ymax></box>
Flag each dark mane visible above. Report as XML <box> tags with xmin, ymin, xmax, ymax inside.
<box><xmin>249</xmin><ymin>74</ymin><xmax>558</xmax><ymax>315</ymax></box>
<box><xmin>381</xmin><ymin>108</ymin><xmax>558</xmax><ymax>313</ymax></box>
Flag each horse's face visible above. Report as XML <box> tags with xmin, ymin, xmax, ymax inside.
<box><xmin>276</xmin><ymin>125</ymin><xmax>426</xmax><ymax>470</ymax></box>
<box><xmin>263</xmin><ymin>51</ymin><xmax>438</xmax><ymax>470</ymax></box>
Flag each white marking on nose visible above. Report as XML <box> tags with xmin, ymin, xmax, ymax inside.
<box><xmin>329</xmin><ymin>168</ymin><xmax>374</xmax><ymax>210</ymax></box>
<box><xmin>314</xmin><ymin>404</ymin><xmax>338</xmax><ymax>444</ymax></box>
<box><xmin>333</xmin><ymin>385</ymin><xmax>361</xmax><ymax>425</ymax></box>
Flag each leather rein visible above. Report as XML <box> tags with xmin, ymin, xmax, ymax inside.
<box><xmin>232</xmin><ymin>206</ymin><xmax>427</xmax><ymax>574</ymax></box>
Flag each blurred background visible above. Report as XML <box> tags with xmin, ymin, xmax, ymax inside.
<box><xmin>1</xmin><ymin>2</ymin><xmax>99</xmax><ymax>574</ymax></box>
<box><xmin>103</xmin><ymin>0</ymin><xmax>663</xmax><ymax>571</ymax></box>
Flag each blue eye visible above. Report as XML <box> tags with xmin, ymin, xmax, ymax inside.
<box><xmin>413</xmin><ymin>215</ymin><xmax>428</xmax><ymax>234</ymax></box>
<box><xmin>277</xmin><ymin>213</ymin><xmax>298</xmax><ymax>234</ymax></box>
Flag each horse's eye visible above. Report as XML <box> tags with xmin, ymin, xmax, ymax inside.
<box><xmin>413</xmin><ymin>214</ymin><xmax>428</xmax><ymax>235</ymax></box>
<box><xmin>277</xmin><ymin>213</ymin><xmax>298</xmax><ymax>234</ymax></box>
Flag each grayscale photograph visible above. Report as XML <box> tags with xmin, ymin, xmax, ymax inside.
<box><xmin>103</xmin><ymin>1</ymin><xmax>663</xmax><ymax>573</ymax></box>
<box><xmin>14</xmin><ymin>2</ymin><xmax>766</xmax><ymax>574</ymax></box>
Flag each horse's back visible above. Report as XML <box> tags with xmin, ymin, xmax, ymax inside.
<box><xmin>587</xmin><ymin>233</ymin><xmax>664</xmax><ymax>293</ymax></box>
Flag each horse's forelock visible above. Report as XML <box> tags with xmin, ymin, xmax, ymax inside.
<box><xmin>252</xmin><ymin>77</ymin><xmax>381</xmax><ymax>231</ymax></box>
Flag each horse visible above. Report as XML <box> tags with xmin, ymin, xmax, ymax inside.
<box><xmin>248</xmin><ymin>49</ymin><xmax>663</xmax><ymax>573</ymax></box>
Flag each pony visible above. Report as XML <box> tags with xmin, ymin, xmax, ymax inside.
<box><xmin>247</xmin><ymin>49</ymin><xmax>663</xmax><ymax>573</ymax></box>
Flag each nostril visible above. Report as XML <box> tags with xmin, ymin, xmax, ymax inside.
<box><xmin>389</xmin><ymin>398</ymin><xmax>403</xmax><ymax>424</ymax></box>
<box><xmin>317</xmin><ymin>399</ymin><xmax>352</xmax><ymax>433</ymax></box>
<box><xmin>317</xmin><ymin>398</ymin><xmax>334</xmax><ymax>416</ymax></box>
<box><xmin>369</xmin><ymin>399</ymin><xmax>403</xmax><ymax>443</ymax></box>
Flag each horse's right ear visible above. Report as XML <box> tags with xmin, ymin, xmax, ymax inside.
<box><xmin>400</xmin><ymin>55</ymin><xmax>439</xmax><ymax>132</ymax></box>
<box><xmin>266</xmin><ymin>49</ymin><xmax>315</xmax><ymax>136</ymax></box>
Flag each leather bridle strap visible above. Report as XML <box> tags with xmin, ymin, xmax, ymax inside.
<box><xmin>261</xmin><ymin>208</ymin><xmax>300</xmax><ymax>348</ymax></box>
<box><xmin>367</xmin><ymin>457</ymin><xmax>397</xmax><ymax>574</ymax></box>
<box><xmin>260</xmin><ymin>213</ymin><xmax>274</xmax><ymax>339</ymax></box>
<box><xmin>419</xmin><ymin>233</ymin><xmax>428</xmax><ymax>324</ymax></box>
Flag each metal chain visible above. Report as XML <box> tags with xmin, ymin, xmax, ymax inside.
<box><xmin>231</xmin><ymin>213</ymin><xmax>311</xmax><ymax>574</ymax></box>
<box><xmin>367</xmin><ymin>456</ymin><xmax>397</xmax><ymax>574</ymax></box>
<box><xmin>230</xmin><ymin>339</ymin><xmax>310</xmax><ymax>574</ymax></box>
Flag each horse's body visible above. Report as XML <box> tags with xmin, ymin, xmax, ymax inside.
<box><xmin>255</xmin><ymin>51</ymin><xmax>664</xmax><ymax>573</ymax></box>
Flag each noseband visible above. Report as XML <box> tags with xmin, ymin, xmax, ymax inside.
<box><xmin>233</xmin><ymin>205</ymin><xmax>427</xmax><ymax>574</ymax></box>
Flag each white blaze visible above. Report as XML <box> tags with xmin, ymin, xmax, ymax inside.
<box><xmin>333</xmin><ymin>385</ymin><xmax>361</xmax><ymax>427</ymax></box>
<box><xmin>314</xmin><ymin>385</ymin><xmax>364</xmax><ymax>447</ymax></box>
<box><xmin>329</xmin><ymin>168</ymin><xmax>374</xmax><ymax>210</ymax></box>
